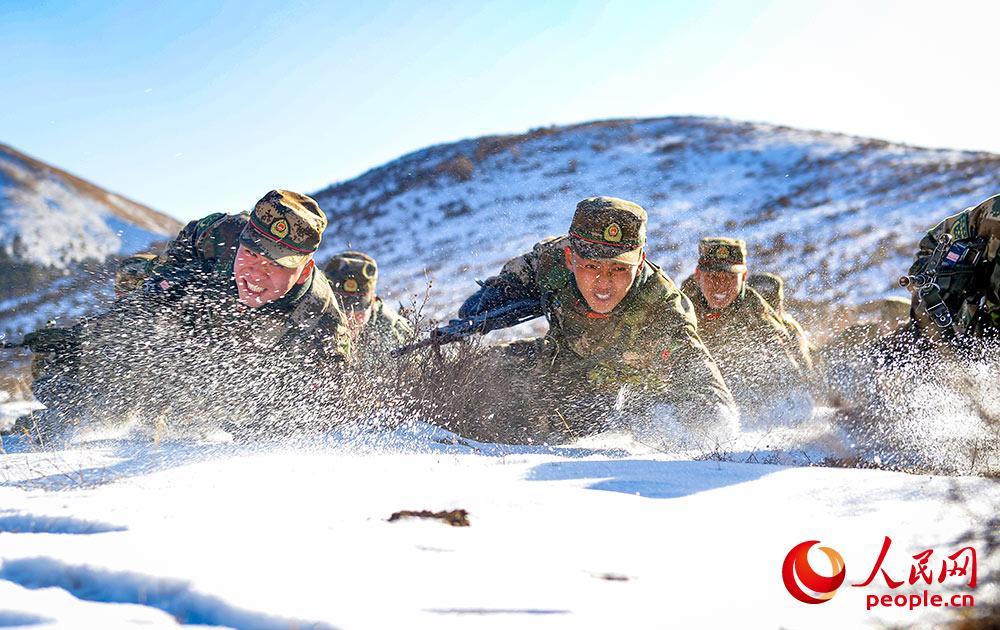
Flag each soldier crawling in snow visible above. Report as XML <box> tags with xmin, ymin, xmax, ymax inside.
<box><xmin>823</xmin><ymin>194</ymin><xmax>1000</xmax><ymax>469</ymax></box>
<box><xmin>434</xmin><ymin>196</ymin><xmax>736</xmax><ymax>444</ymax></box>
<box><xmin>746</xmin><ymin>271</ymin><xmax>815</xmax><ymax>372</ymax></box>
<box><xmin>324</xmin><ymin>251</ymin><xmax>412</xmax><ymax>363</ymax></box>
<box><xmin>903</xmin><ymin>193</ymin><xmax>1000</xmax><ymax>341</ymax></box>
<box><xmin>679</xmin><ymin>238</ymin><xmax>810</xmax><ymax>420</ymax></box>
<box><xmin>24</xmin><ymin>189</ymin><xmax>352</xmax><ymax>444</ymax></box>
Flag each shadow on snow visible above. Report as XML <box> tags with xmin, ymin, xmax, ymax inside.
<box><xmin>0</xmin><ymin>558</ymin><xmax>333</xmax><ymax>630</ymax></box>
<box><xmin>525</xmin><ymin>459</ymin><xmax>780</xmax><ymax>499</ymax></box>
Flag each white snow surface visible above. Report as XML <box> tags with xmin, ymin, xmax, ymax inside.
<box><xmin>0</xmin><ymin>420</ymin><xmax>995</xmax><ymax>629</ymax></box>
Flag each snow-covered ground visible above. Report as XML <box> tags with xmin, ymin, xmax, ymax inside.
<box><xmin>0</xmin><ymin>416</ymin><xmax>995</xmax><ymax>629</ymax></box>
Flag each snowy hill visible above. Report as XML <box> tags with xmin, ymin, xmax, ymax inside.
<box><xmin>0</xmin><ymin>144</ymin><xmax>182</xmax><ymax>340</ymax></box>
<box><xmin>0</xmin><ymin>144</ymin><xmax>180</xmax><ymax>269</ymax></box>
<box><xmin>312</xmin><ymin>116</ymin><xmax>998</xmax><ymax>316</ymax></box>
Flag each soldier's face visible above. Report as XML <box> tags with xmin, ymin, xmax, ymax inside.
<box><xmin>696</xmin><ymin>268</ymin><xmax>747</xmax><ymax>310</ymax></box>
<box><xmin>345</xmin><ymin>303</ymin><xmax>374</xmax><ymax>332</ymax></box>
<box><xmin>233</xmin><ymin>245</ymin><xmax>312</xmax><ymax>308</ymax></box>
<box><xmin>565</xmin><ymin>248</ymin><xmax>640</xmax><ymax>313</ymax></box>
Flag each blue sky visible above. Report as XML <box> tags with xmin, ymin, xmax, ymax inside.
<box><xmin>3</xmin><ymin>0</ymin><xmax>998</xmax><ymax>221</ymax></box>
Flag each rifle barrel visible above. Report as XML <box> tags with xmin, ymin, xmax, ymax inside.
<box><xmin>391</xmin><ymin>298</ymin><xmax>543</xmax><ymax>356</ymax></box>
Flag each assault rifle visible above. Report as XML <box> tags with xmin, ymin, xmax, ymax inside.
<box><xmin>392</xmin><ymin>297</ymin><xmax>544</xmax><ymax>356</ymax></box>
<box><xmin>899</xmin><ymin>233</ymin><xmax>989</xmax><ymax>335</ymax></box>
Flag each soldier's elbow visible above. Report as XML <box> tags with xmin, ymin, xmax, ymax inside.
<box><xmin>458</xmin><ymin>285</ymin><xmax>506</xmax><ymax>318</ymax></box>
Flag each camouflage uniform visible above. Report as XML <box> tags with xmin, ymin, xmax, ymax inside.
<box><xmin>324</xmin><ymin>251</ymin><xmax>413</xmax><ymax>360</ymax></box>
<box><xmin>456</xmin><ymin>197</ymin><xmax>735</xmax><ymax>442</ymax></box>
<box><xmin>26</xmin><ymin>254</ymin><xmax>161</xmax><ymax>385</ymax></box>
<box><xmin>28</xmin><ymin>190</ymin><xmax>351</xmax><ymax>443</ymax></box>
<box><xmin>824</xmin><ymin>195</ymin><xmax>1000</xmax><ymax>465</ymax></box>
<box><xmin>746</xmin><ymin>271</ymin><xmax>815</xmax><ymax>371</ymax></box>
<box><xmin>115</xmin><ymin>253</ymin><xmax>158</xmax><ymax>297</ymax></box>
<box><xmin>145</xmin><ymin>209</ymin><xmax>350</xmax><ymax>360</ymax></box>
<box><xmin>680</xmin><ymin>239</ymin><xmax>807</xmax><ymax>412</ymax></box>
<box><xmin>906</xmin><ymin>194</ymin><xmax>1000</xmax><ymax>339</ymax></box>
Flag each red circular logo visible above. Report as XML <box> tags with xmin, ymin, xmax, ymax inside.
<box><xmin>782</xmin><ymin>540</ymin><xmax>846</xmax><ymax>604</ymax></box>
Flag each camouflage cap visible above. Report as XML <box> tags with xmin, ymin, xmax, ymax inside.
<box><xmin>240</xmin><ymin>189</ymin><xmax>327</xmax><ymax>268</ymax></box>
<box><xmin>324</xmin><ymin>250</ymin><xmax>378</xmax><ymax>310</ymax></box>
<box><xmin>698</xmin><ymin>237</ymin><xmax>747</xmax><ymax>272</ymax></box>
<box><xmin>115</xmin><ymin>253</ymin><xmax>157</xmax><ymax>296</ymax></box>
<box><xmin>568</xmin><ymin>196</ymin><xmax>647</xmax><ymax>265</ymax></box>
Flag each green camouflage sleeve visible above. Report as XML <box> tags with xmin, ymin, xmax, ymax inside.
<box><xmin>640</xmin><ymin>289</ymin><xmax>737</xmax><ymax>419</ymax></box>
<box><xmin>460</xmin><ymin>239</ymin><xmax>559</xmax><ymax>319</ymax></box>
<box><xmin>147</xmin><ymin>213</ymin><xmax>228</xmax><ymax>290</ymax></box>
<box><xmin>483</xmin><ymin>242</ymin><xmax>547</xmax><ymax>301</ymax></box>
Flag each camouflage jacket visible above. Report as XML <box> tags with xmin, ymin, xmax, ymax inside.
<box><xmin>908</xmin><ymin>194</ymin><xmax>1000</xmax><ymax>337</ymax></box>
<box><xmin>145</xmin><ymin>212</ymin><xmax>352</xmax><ymax>360</ymax></box>
<box><xmin>778</xmin><ymin>314</ymin><xmax>814</xmax><ymax>372</ymax></box>
<box><xmin>680</xmin><ymin>277</ymin><xmax>805</xmax><ymax>390</ymax></box>
<box><xmin>115</xmin><ymin>253</ymin><xmax>158</xmax><ymax>296</ymax></box>
<box><xmin>356</xmin><ymin>298</ymin><xmax>413</xmax><ymax>359</ymax></box>
<box><xmin>476</xmin><ymin>236</ymin><xmax>734</xmax><ymax>413</ymax></box>
<box><xmin>698</xmin><ymin>272</ymin><xmax>815</xmax><ymax>372</ymax></box>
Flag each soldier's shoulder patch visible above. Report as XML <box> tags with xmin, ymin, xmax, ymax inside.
<box><xmin>951</xmin><ymin>212</ymin><xmax>971</xmax><ymax>240</ymax></box>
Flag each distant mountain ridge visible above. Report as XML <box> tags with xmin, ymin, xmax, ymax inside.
<box><xmin>311</xmin><ymin>116</ymin><xmax>998</xmax><ymax>319</ymax></box>
<box><xmin>0</xmin><ymin>144</ymin><xmax>182</xmax><ymax>340</ymax></box>
<box><xmin>0</xmin><ymin>143</ymin><xmax>181</xmax><ymax>270</ymax></box>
